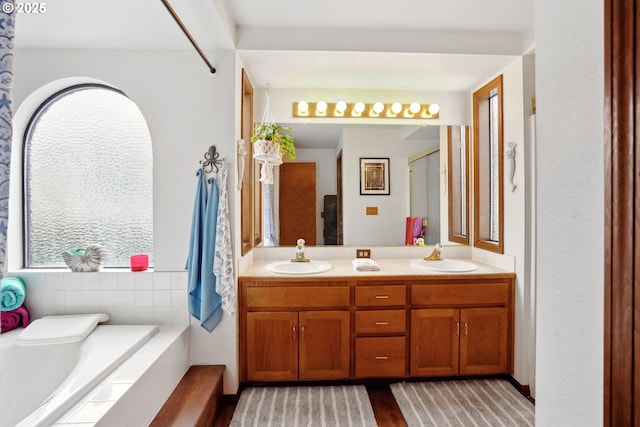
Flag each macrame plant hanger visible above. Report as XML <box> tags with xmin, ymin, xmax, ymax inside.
<box><xmin>252</xmin><ymin>84</ymin><xmax>282</xmax><ymax>184</ymax></box>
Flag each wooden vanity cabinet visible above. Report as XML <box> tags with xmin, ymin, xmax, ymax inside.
<box><xmin>410</xmin><ymin>281</ymin><xmax>512</xmax><ymax>377</ymax></box>
<box><xmin>241</xmin><ymin>282</ymin><xmax>350</xmax><ymax>382</ymax></box>
<box><xmin>353</xmin><ymin>284</ymin><xmax>408</xmax><ymax>378</ymax></box>
<box><xmin>239</xmin><ymin>274</ymin><xmax>514</xmax><ymax>384</ymax></box>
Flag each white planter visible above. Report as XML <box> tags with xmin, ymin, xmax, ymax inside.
<box><xmin>252</xmin><ymin>139</ymin><xmax>283</xmax><ymax>165</ymax></box>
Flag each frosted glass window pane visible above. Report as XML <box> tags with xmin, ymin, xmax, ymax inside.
<box><xmin>459</xmin><ymin>127</ymin><xmax>467</xmax><ymax>236</ymax></box>
<box><xmin>25</xmin><ymin>86</ymin><xmax>153</xmax><ymax>268</ymax></box>
<box><xmin>489</xmin><ymin>93</ymin><xmax>499</xmax><ymax>242</ymax></box>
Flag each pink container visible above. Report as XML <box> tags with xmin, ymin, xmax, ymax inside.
<box><xmin>130</xmin><ymin>254</ymin><xmax>149</xmax><ymax>272</ymax></box>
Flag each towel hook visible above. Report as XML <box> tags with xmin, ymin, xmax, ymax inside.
<box><xmin>200</xmin><ymin>145</ymin><xmax>223</xmax><ymax>174</ymax></box>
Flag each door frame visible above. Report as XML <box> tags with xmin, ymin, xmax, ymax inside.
<box><xmin>603</xmin><ymin>0</ymin><xmax>638</xmax><ymax>425</ymax></box>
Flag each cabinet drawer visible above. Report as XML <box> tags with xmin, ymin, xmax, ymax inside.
<box><xmin>355</xmin><ymin>310</ymin><xmax>406</xmax><ymax>334</ymax></box>
<box><xmin>355</xmin><ymin>337</ymin><xmax>406</xmax><ymax>378</ymax></box>
<box><xmin>355</xmin><ymin>285</ymin><xmax>406</xmax><ymax>307</ymax></box>
<box><xmin>246</xmin><ymin>286</ymin><xmax>350</xmax><ymax>309</ymax></box>
<box><xmin>411</xmin><ymin>283</ymin><xmax>510</xmax><ymax>306</ymax></box>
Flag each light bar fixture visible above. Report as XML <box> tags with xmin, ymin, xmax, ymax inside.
<box><xmin>293</xmin><ymin>101</ymin><xmax>440</xmax><ymax>119</ymax></box>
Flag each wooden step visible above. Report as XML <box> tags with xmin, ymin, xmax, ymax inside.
<box><xmin>151</xmin><ymin>365</ymin><xmax>225</xmax><ymax>427</ymax></box>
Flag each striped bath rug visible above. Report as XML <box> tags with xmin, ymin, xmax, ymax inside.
<box><xmin>229</xmin><ymin>385</ymin><xmax>377</xmax><ymax>427</ymax></box>
<box><xmin>390</xmin><ymin>379</ymin><xmax>535</xmax><ymax>427</ymax></box>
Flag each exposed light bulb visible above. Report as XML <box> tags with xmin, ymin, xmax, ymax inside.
<box><xmin>428</xmin><ymin>103</ymin><xmax>440</xmax><ymax>115</ymax></box>
<box><xmin>373</xmin><ymin>102</ymin><xmax>384</xmax><ymax>114</ymax></box>
<box><xmin>391</xmin><ymin>102</ymin><xmax>403</xmax><ymax>114</ymax></box>
<box><xmin>354</xmin><ymin>102</ymin><xmax>365</xmax><ymax>114</ymax></box>
<box><xmin>316</xmin><ymin>101</ymin><xmax>328</xmax><ymax>114</ymax></box>
<box><xmin>409</xmin><ymin>102</ymin><xmax>421</xmax><ymax>114</ymax></box>
<box><xmin>297</xmin><ymin>101</ymin><xmax>309</xmax><ymax>114</ymax></box>
<box><xmin>335</xmin><ymin>101</ymin><xmax>347</xmax><ymax>113</ymax></box>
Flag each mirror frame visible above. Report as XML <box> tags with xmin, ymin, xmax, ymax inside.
<box><xmin>240</xmin><ymin>69</ymin><xmax>257</xmax><ymax>255</ymax></box>
<box><xmin>472</xmin><ymin>74</ymin><xmax>504</xmax><ymax>254</ymax></box>
<box><xmin>447</xmin><ymin>125</ymin><xmax>470</xmax><ymax>244</ymax></box>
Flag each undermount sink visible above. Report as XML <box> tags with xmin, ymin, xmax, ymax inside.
<box><xmin>266</xmin><ymin>260</ymin><xmax>333</xmax><ymax>275</ymax></box>
<box><xmin>409</xmin><ymin>259</ymin><xmax>478</xmax><ymax>272</ymax></box>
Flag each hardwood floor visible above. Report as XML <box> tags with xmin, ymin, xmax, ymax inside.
<box><xmin>212</xmin><ymin>383</ymin><xmax>406</xmax><ymax>427</ymax></box>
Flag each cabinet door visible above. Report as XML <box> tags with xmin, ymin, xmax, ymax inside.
<box><xmin>410</xmin><ymin>308</ymin><xmax>459</xmax><ymax>377</ymax></box>
<box><xmin>459</xmin><ymin>307</ymin><xmax>508</xmax><ymax>375</ymax></box>
<box><xmin>299</xmin><ymin>311</ymin><xmax>350</xmax><ymax>380</ymax></box>
<box><xmin>246</xmin><ymin>311</ymin><xmax>298</xmax><ymax>381</ymax></box>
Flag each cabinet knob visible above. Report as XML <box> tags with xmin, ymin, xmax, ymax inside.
<box><xmin>292</xmin><ymin>326</ymin><xmax>297</xmax><ymax>341</ymax></box>
<box><xmin>456</xmin><ymin>322</ymin><xmax>460</xmax><ymax>336</ymax></box>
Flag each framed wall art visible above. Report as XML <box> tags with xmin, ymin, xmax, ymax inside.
<box><xmin>360</xmin><ymin>157</ymin><xmax>390</xmax><ymax>195</ymax></box>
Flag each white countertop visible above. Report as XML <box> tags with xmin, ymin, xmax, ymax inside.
<box><xmin>239</xmin><ymin>258</ymin><xmax>514</xmax><ymax>279</ymax></box>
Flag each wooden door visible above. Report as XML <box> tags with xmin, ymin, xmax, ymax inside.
<box><xmin>410</xmin><ymin>308</ymin><xmax>459</xmax><ymax>377</ymax></box>
<box><xmin>246</xmin><ymin>311</ymin><xmax>298</xmax><ymax>381</ymax></box>
<box><xmin>299</xmin><ymin>311</ymin><xmax>350</xmax><ymax>379</ymax></box>
<box><xmin>459</xmin><ymin>307</ymin><xmax>508</xmax><ymax>375</ymax></box>
<box><xmin>279</xmin><ymin>162</ymin><xmax>316</xmax><ymax>245</ymax></box>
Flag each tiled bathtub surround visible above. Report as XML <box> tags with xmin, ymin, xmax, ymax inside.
<box><xmin>11</xmin><ymin>270</ymin><xmax>190</xmax><ymax>326</ymax></box>
<box><xmin>53</xmin><ymin>325</ymin><xmax>189</xmax><ymax>427</ymax></box>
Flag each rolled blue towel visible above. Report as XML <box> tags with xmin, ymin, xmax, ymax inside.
<box><xmin>1</xmin><ymin>276</ymin><xmax>26</xmax><ymax>312</ymax></box>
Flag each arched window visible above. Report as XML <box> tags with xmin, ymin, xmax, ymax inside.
<box><xmin>23</xmin><ymin>84</ymin><xmax>153</xmax><ymax>268</ymax></box>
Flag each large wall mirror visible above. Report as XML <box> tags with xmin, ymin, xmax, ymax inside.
<box><xmin>252</xmin><ymin>123</ymin><xmax>470</xmax><ymax>247</ymax></box>
<box><xmin>472</xmin><ymin>75</ymin><xmax>504</xmax><ymax>254</ymax></box>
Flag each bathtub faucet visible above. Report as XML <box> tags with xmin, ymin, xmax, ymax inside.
<box><xmin>291</xmin><ymin>238</ymin><xmax>310</xmax><ymax>262</ymax></box>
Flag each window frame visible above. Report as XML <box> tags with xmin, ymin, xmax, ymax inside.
<box><xmin>472</xmin><ymin>75</ymin><xmax>504</xmax><ymax>254</ymax></box>
<box><xmin>447</xmin><ymin>125</ymin><xmax>470</xmax><ymax>245</ymax></box>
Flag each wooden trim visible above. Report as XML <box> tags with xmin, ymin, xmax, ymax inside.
<box><xmin>603</xmin><ymin>1</ymin><xmax>612</xmax><ymax>423</ymax></box>
<box><xmin>472</xmin><ymin>75</ymin><xmax>504</xmax><ymax>254</ymax></box>
<box><xmin>447</xmin><ymin>125</ymin><xmax>470</xmax><ymax>244</ymax></box>
<box><xmin>604</xmin><ymin>1</ymin><xmax>638</xmax><ymax>426</ymax></box>
<box><xmin>240</xmin><ymin>69</ymin><xmax>254</xmax><ymax>255</ymax></box>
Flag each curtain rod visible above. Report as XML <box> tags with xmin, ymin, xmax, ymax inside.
<box><xmin>161</xmin><ymin>0</ymin><xmax>216</xmax><ymax>74</ymax></box>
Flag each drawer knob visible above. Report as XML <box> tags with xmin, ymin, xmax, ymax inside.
<box><xmin>375</xmin><ymin>356</ymin><xmax>389</xmax><ymax>360</ymax></box>
<box><xmin>374</xmin><ymin>295</ymin><xmax>389</xmax><ymax>299</ymax></box>
<box><xmin>375</xmin><ymin>321</ymin><xmax>389</xmax><ymax>326</ymax></box>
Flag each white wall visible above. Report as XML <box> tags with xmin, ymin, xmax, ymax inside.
<box><xmin>11</xmin><ymin>48</ymin><xmax>243</xmax><ymax>394</ymax></box>
<box><xmin>469</xmin><ymin>57</ymin><xmax>530</xmax><ymax>391</ymax></box>
<box><xmin>535</xmin><ymin>0</ymin><xmax>604</xmax><ymax>425</ymax></box>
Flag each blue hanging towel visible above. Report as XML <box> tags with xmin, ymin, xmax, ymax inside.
<box><xmin>187</xmin><ymin>170</ymin><xmax>206</xmax><ymax>320</ymax></box>
<box><xmin>199</xmin><ymin>177</ymin><xmax>222</xmax><ymax>331</ymax></box>
<box><xmin>186</xmin><ymin>171</ymin><xmax>223</xmax><ymax>332</ymax></box>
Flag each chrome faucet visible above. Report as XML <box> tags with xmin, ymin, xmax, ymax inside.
<box><xmin>291</xmin><ymin>238</ymin><xmax>310</xmax><ymax>262</ymax></box>
<box><xmin>424</xmin><ymin>243</ymin><xmax>444</xmax><ymax>261</ymax></box>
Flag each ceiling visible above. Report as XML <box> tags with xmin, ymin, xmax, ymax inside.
<box><xmin>14</xmin><ymin>0</ymin><xmax>534</xmax><ymax>148</ymax></box>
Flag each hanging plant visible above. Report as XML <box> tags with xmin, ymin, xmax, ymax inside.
<box><xmin>251</xmin><ymin>84</ymin><xmax>296</xmax><ymax>184</ymax></box>
<box><xmin>250</xmin><ymin>123</ymin><xmax>296</xmax><ymax>160</ymax></box>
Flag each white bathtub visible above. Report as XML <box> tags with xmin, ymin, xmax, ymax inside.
<box><xmin>0</xmin><ymin>324</ymin><xmax>189</xmax><ymax>427</ymax></box>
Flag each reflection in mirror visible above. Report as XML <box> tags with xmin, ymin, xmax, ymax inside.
<box><xmin>473</xmin><ymin>75</ymin><xmax>504</xmax><ymax>253</ymax></box>
<box><xmin>257</xmin><ymin>124</ymin><xmax>457</xmax><ymax>247</ymax></box>
<box><xmin>409</xmin><ymin>148</ymin><xmax>440</xmax><ymax>244</ymax></box>
<box><xmin>447</xmin><ymin>125</ymin><xmax>470</xmax><ymax>244</ymax></box>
